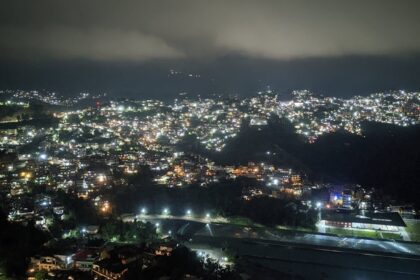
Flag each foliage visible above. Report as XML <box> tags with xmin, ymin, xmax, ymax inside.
<box><xmin>100</xmin><ymin>219</ymin><xmax>158</xmax><ymax>244</ymax></box>
<box><xmin>0</xmin><ymin>209</ymin><xmax>48</xmax><ymax>279</ymax></box>
<box><xmin>112</xmin><ymin>176</ymin><xmax>317</xmax><ymax>228</ymax></box>
<box><xmin>140</xmin><ymin>246</ymin><xmax>240</xmax><ymax>280</ymax></box>
<box><xmin>193</xmin><ymin>117</ymin><xmax>420</xmax><ymax>207</ymax></box>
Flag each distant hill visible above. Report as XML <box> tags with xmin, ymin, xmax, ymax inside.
<box><xmin>303</xmin><ymin>122</ymin><xmax>420</xmax><ymax>206</ymax></box>
<box><xmin>190</xmin><ymin>117</ymin><xmax>420</xmax><ymax>207</ymax></box>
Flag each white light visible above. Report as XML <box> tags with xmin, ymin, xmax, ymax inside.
<box><xmin>316</xmin><ymin>202</ymin><xmax>322</xmax><ymax>208</ymax></box>
<box><xmin>186</xmin><ymin>209</ymin><xmax>192</xmax><ymax>215</ymax></box>
<box><xmin>39</xmin><ymin>153</ymin><xmax>47</xmax><ymax>160</ymax></box>
<box><xmin>155</xmin><ymin>222</ymin><xmax>160</xmax><ymax>227</ymax></box>
<box><xmin>206</xmin><ymin>213</ymin><xmax>210</xmax><ymax>218</ymax></box>
<box><xmin>141</xmin><ymin>208</ymin><xmax>146</xmax><ymax>214</ymax></box>
<box><xmin>163</xmin><ymin>208</ymin><xmax>169</xmax><ymax>215</ymax></box>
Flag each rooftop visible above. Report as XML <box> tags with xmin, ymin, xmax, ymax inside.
<box><xmin>321</xmin><ymin>209</ymin><xmax>406</xmax><ymax>227</ymax></box>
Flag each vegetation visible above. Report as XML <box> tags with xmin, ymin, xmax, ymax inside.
<box><xmin>0</xmin><ymin>209</ymin><xmax>48</xmax><ymax>279</ymax></box>
<box><xmin>100</xmin><ymin>219</ymin><xmax>158</xmax><ymax>244</ymax></box>
<box><xmin>112</xmin><ymin>173</ymin><xmax>317</xmax><ymax>229</ymax></box>
<box><xmin>140</xmin><ymin>245</ymin><xmax>240</xmax><ymax>280</ymax></box>
<box><xmin>193</xmin><ymin>116</ymin><xmax>420</xmax><ymax>208</ymax></box>
<box><xmin>405</xmin><ymin>220</ymin><xmax>420</xmax><ymax>242</ymax></box>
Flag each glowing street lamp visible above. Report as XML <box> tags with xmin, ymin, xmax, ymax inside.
<box><xmin>205</xmin><ymin>213</ymin><xmax>211</xmax><ymax>219</ymax></box>
<box><xmin>141</xmin><ymin>207</ymin><xmax>147</xmax><ymax>215</ymax></box>
<box><xmin>163</xmin><ymin>208</ymin><xmax>169</xmax><ymax>215</ymax></box>
<box><xmin>186</xmin><ymin>209</ymin><xmax>192</xmax><ymax>216</ymax></box>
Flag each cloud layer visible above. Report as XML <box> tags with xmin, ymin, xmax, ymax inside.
<box><xmin>0</xmin><ymin>26</ymin><xmax>183</xmax><ymax>61</ymax></box>
<box><xmin>1</xmin><ymin>0</ymin><xmax>420</xmax><ymax>61</ymax></box>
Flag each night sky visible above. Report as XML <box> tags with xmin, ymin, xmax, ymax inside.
<box><xmin>1</xmin><ymin>0</ymin><xmax>420</xmax><ymax>99</ymax></box>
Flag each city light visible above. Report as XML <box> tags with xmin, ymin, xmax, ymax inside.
<box><xmin>100</xmin><ymin>201</ymin><xmax>111</xmax><ymax>213</ymax></box>
<box><xmin>0</xmin><ymin>89</ymin><xmax>418</xmax><ymax>271</ymax></box>
<box><xmin>97</xmin><ymin>174</ymin><xmax>106</xmax><ymax>183</ymax></box>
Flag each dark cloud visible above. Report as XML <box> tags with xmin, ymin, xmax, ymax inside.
<box><xmin>0</xmin><ymin>26</ymin><xmax>183</xmax><ymax>61</ymax></box>
<box><xmin>1</xmin><ymin>0</ymin><xmax>420</xmax><ymax>61</ymax></box>
<box><xmin>1</xmin><ymin>0</ymin><xmax>420</xmax><ymax>97</ymax></box>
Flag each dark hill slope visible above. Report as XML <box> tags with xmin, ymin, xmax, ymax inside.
<box><xmin>192</xmin><ymin>117</ymin><xmax>420</xmax><ymax>206</ymax></box>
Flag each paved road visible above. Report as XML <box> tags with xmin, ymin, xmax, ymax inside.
<box><xmin>121</xmin><ymin>213</ymin><xmax>228</xmax><ymax>224</ymax></box>
<box><xmin>187</xmin><ymin>235</ymin><xmax>420</xmax><ymax>280</ymax></box>
<box><xmin>122</xmin><ymin>214</ymin><xmax>420</xmax><ymax>256</ymax></box>
<box><xmin>196</xmin><ymin>223</ymin><xmax>420</xmax><ymax>256</ymax></box>
<box><xmin>122</xmin><ymin>216</ymin><xmax>420</xmax><ymax>279</ymax></box>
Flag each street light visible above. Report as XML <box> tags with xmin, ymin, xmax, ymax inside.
<box><xmin>163</xmin><ymin>208</ymin><xmax>169</xmax><ymax>215</ymax></box>
<box><xmin>205</xmin><ymin>213</ymin><xmax>211</xmax><ymax>219</ymax></box>
<box><xmin>316</xmin><ymin>202</ymin><xmax>322</xmax><ymax>208</ymax></box>
<box><xmin>141</xmin><ymin>207</ymin><xmax>147</xmax><ymax>215</ymax></box>
<box><xmin>186</xmin><ymin>209</ymin><xmax>192</xmax><ymax>216</ymax></box>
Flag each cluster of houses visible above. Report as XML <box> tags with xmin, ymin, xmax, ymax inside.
<box><xmin>27</xmin><ymin>241</ymin><xmax>177</xmax><ymax>280</ymax></box>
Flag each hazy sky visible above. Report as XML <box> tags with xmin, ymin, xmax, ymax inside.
<box><xmin>1</xmin><ymin>0</ymin><xmax>420</xmax><ymax>98</ymax></box>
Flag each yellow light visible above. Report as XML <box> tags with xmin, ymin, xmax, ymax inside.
<box><xmin>97</xmin><ymin>174</ymin><xmax>106</xmax><ymax>183</ymax></box>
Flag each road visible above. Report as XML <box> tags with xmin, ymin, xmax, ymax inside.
<box><xmin>187</xmin><ymin>235</ymin><xmax>420</xmax><ymax>280</ymax></box>
<box><xmin>121</xmin><ymin>213</ymin><xmax>228</xmax><ymax>224</ymax></box>
<box><xmin>195</xmin><ymin>222</ymin><xmax>420</xmax><ymax>256</ymax></box>
<box><xmin>121</xmin><ymin>214</ymin><xmax>420</xmax><ymax>278</ymax></box>
<box><xmin>122</xmin><ymin>214</ymin><xmax>420</xmax><ymax>256</ymax></box>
